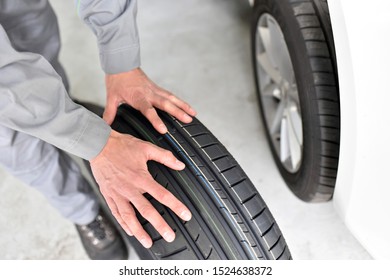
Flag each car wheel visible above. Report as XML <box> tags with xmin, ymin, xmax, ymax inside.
<box><xmin>251</xmin><ymin>0</ymin><xmax>340</xmax><ymax>202</ymax></box>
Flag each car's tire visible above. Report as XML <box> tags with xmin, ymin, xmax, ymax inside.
<box><xmin>251</xmin><ymin>0</ymin><xmax>340</xmax><ymax>202</ymax></box>
<box><xmin>83</xmin><ymin>102</ymin><xmax>292</xmax><ymax>260</ymax></box>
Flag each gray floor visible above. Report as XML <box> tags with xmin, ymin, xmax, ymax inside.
<box><xmin>0</xmin><ymin>0</ymin><xmax>372</xmax><ymax>260</ymax></box>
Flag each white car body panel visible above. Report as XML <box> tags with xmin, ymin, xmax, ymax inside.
<box><xmin>328</xmin><ymin>0</ymin><xmax>390</xmax><ymax>259</ymax></box>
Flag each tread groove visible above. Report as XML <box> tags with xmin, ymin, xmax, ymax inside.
<box><xmin>320</xmin><ymin>139</ymin><xmax>340</xmax><ymax>145</ymax></box>
<box><xmin>220</xmin><ymin>165</ymin><xmax>238</xmax><ymax>173</ymax></box>
<box><xmin>319</xmin><ymin>165</ymin><xmax>338</xmax><ymax>170</ymax></box>
<box><xmin>241</xmin><ymin>193</ymin><xmax>257</xmax><ymax>205</ymax></box>
<box><xmin>261</xmin><ymin>222</ymin><xmax>275</xmax><ymax>237</ymax></box>
<box><xmin>251</xmin><ymin>206</ymin><xmax>266</xmax><ymax>221</ymax></box>
<box><xmin>181</xmin><ymin>123</ymin><xmax>198</xmax><ymax>128</ymax></box>
<box><xmin>230</xmin><ymin>178</ymin><xmax>246</xmax><ymax>188</ymax></box>
<box><xmin>160</xmin><ymin>246</ymin><xmax>188</xmax><ymax>259</ymax></box>
<box><xmin>152</xmin><ymin>235</ymin><xmax>163</xmax><ymax>243</ymax></box>
<box><xmin>319</xmin><ymin>154</ymin><xmax>339</xmax><ymax>159</ymax></box>
<box><xmin>205</xmin><ymin>248</ymin><xmax>213</xmax><ymax>260</ymax></box>
<box><xmin>200</xmin><ymin>143</ymin><xmax>218</xmax><ymax>149</ymax></box>
<box><xmin>211</xmin><ymin>154</ymin><xmax>229</xmax><ymax>162</ymax></box>
<box><xmin>276</xmin><ymin>245</ymin><xmax>287</xmax><ymax>260</ymax></box>
<box><xmin>269</xmin><ymin>235</ymin><xmax>282</xmax><ymax>251</ymax></box>
<box><xmin>190</xmin><ymin>132</ymin><xmax>209</xmax><ymax>137</ymax></box>
<box><xmin>319</xmin><ymin>125</ymin><xmax>340</xmax><ymax>129</ymax></box>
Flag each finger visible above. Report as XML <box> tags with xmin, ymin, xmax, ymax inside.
<box><xmin>113</xmin><ymin>193</ymin><xmax>153</xmax><ymax>248</ymax></box>
<box><xmin>146</xmin><ymin>178</ymin><xmax>192</xmax><ymax>222</ymax></box>
<box><xmin>152</xmin><ymin>95</ymin><xmax>193</xmax><ymax>124</ymax></box>
<box><xmin>157</xmin><ymin>90</ymin><xmax>197</xmax><ymax>117</ymax></box>
<box><xmin>103</xmin><ymin>97</ymin><xmax>120</xmax><ymax>125</ymax></box>
<box><xmin>138</xmin><ymin>103</ymin><xmax>168</xmax><ymax>134</ymax></box>
<box><xmin>104</xmin><ymin>195</ymin><xmax>133</xmax><ymax>236</ymax></box>
<box><xmin>144</xmin><ymin>143</ymin><xmax>185</xmax><ymax>170</ymax></box>
<box><xmin>131</xmin><ymin>194</ymin><xmax>176</xmax><ymax>243</ymax></box>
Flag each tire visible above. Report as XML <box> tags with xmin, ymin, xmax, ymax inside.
<box><xmin>84</xmin><ymin>103</ymin><xmax>292</xmax><ymax>260</ymax></box>
<box><xmin>251</xmin><ymin>0</ymin><xmax>340</xmax><ymax>202</ymax></box>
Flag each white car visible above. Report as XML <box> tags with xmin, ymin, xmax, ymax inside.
<box><xmin>250</xmin><ymin>0</ymin><xmax>390</xmax><ymax>259</ymax></box>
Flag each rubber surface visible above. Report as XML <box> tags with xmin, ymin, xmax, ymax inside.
<box><xmin>252</xmin><ymin>0</ymin><xmax>340</xmax><ymax>202</ymax></box>
<box><xmin>104</xmin><ymin>104</ymin><xmax>292</xmax><ymax>260</ymax></box>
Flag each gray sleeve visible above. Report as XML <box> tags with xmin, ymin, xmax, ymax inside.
<box><xmin>0</xmin><ymin>25</ymin><xmax>111</xmax><ymax>160</ymax></box>
<box><xmin>76</xmin><ymin>0</ymin><xmax>140</xmax><ymax>74</ymax></box>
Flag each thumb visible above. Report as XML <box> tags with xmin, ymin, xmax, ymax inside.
<box><xmin>103</xmin><ymin>99</ymin><xmax>119</xmax><ymax>125</ymax></box>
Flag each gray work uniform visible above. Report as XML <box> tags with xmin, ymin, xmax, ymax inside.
<box><xmin>0</xmin><ymin>0</ymin><xmax>140</xmax><ymax>225</ymax></box>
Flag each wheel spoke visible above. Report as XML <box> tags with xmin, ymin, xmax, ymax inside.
<box><xmin>270</xmin><ymin>100</ymin><xmax>285</xmax><ymax>136</ymax></box>
<box><xmin>257</xmin><ymin>25</ymin><xmax>274</xmax><ymax>63</ymax></box>
<box><xmin>280</xmin><ymin>117</ymin><xmax>289</xmax><ymax>163</ymax></box>
<box><xmin>288</xmin><ymin>103</ymin><xmax>303</xmax><ymax>146</ymax></box>
<box><xmin>279</xmin><ymin>104</ymin><xmax>303</xmax><ymax>170</ymax></box>
<box><xmin>286</xmin><ymin>104</ymin><xmax>303</xmax><ymax>170</ymax></box>
<box><xmin>256</xmin><ymin>52</ymin><xmax>282</xmax><ymax>84</ymax></box>
<box><xmin>267</xmin><ymin>16</ymin><xmax>294</xmax><ymax>84</ymax></box>
<box><xmin>257</xmin><ymin>25</ymin><xmax>282</xmax><ymax>84</ymax></box>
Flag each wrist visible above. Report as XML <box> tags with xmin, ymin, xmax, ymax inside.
<box><xmin>105</xmin><ymin>67</ymin><xmax>144</xmax><ymax>81</ymax></box>
<box><xmin>90</xmin><ymin>129</ymin><xmax>120</xmax><ymax>164</ymax></box>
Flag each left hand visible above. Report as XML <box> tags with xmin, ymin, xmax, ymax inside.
<box><xmin>90</xmin><ymin>130</ymin><xmax>192</xmax><ymax>248</ymax></box>
<box><xmin>103</xmin><ymin>67</ymin><xmax>196</xmax><ymax>134</ymax></box>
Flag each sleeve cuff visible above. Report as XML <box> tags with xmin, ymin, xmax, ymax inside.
<box><xmin>69</xmin><ymin>112</ymin><xmax>112</xmax><ymax>160</ymax></box>
<box><xmin>99</xmin><ymin>44</ymin><xmax>140</xmax><ymax>74</ymax></box>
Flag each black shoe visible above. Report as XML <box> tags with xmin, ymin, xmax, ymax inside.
<box><xmin>75</xmin><ymin>209</ymin><xmax>128</xmax><ymax>260</ymax></box>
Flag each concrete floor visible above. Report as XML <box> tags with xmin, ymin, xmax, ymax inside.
<box><xmin>0</xmin><ymin>0</ymin><xmax>372</xmax><ymax>260</ymax></box>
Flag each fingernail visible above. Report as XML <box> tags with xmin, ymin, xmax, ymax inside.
<box><xmin>176</xmin><ymin>160</ymin><xmax>185</xmax><ymax>169</ymax></box>
<box><xmin>159</xmin><ymin>124</ymin><xmax>168</xmax><ymax>134</ymax></box>
<box><xmin>163</xmin><ymin>231</ymin><xmax>175</xmax><ymax>243</ymax></box>
<box><xmin>181</xmin><ymin>210</ymin><xmax>192</xmax><ymax>221</ymax></box>
<box><xmin>140</xmin><ymin>238</ymin><xmax>152</xmax><ymax>248</ymax></box>
<box><xmin>184</xmin><ymin>114</ymin><xmax>192</xmax><ymax>122</ymax></box>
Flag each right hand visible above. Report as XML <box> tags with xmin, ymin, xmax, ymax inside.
<box><xmin>89</xmin><ymin>130</ymin><xmax>192</xmax><ymax>248</ymax></box>
<box><xmin>103</xmin><ymin>68</ymin><xmax>196</xmax><ymax>133</ymax></box>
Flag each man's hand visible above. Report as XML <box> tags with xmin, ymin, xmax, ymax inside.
<box><xmin>103</xmin><ymin>68</ymin><xmax>197</xmax><ymax>133</ymax></box>
<box><xmin>89</xmin><ymin>130</ymin><xmax>192</xmax><ymax>248</ymax></box>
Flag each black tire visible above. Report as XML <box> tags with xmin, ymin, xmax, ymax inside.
<box><xmin>87</xmin><ymin>103</ymin><xmax>292</xmax><ymax>260</ymax></box>
<box><xmin>251</xmin><ymin>0</ymin><xmax>340</xmax><ymax>202</ymax></box>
